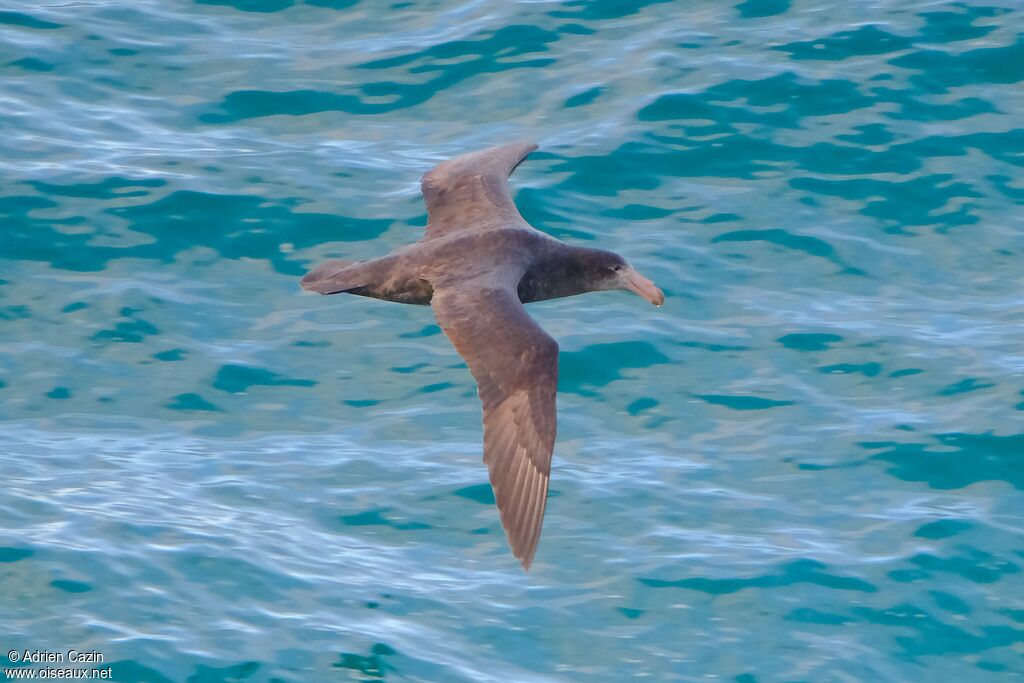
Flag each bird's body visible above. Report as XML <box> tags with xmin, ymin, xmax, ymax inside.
<box><xmin>302</xmin><ymin>142</ymin><xmax>663</xmax><ymax>569</ymax></box>
<box><xmin>304</xmin><ymin>228</ymin><xmax>623</xmax><ymax>306</ymax></box>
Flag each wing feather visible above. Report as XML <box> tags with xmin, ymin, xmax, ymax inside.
<box><xmin>420</xmin><ymin>142</ymin><xmax>538</xmax><ymax>242</ymax></box>
<box><xmin>430</xmin><ymin>281</ymin><xmax>557</xmax><ymax>570</ymax></box>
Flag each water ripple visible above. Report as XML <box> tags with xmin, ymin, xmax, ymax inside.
<box><xmin>3</xmin><ymin>0</ymin><xmax>1024</xmax><ymax>680</ymax></box>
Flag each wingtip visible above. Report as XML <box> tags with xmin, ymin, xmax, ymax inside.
<box><xmin>508</xmin><ymin>140</ymin><xmax>539</xmax><ymax>157</ymax></box>
<box><xmin>484</xmin><ymin>139</ymin><xmax>537</xmax><ymax>153</ymax></box>
<box><xmin>512</xmin><ymin>533</ymin><xmax>540</xmax><ymax>572</ymax></box>
<box><xmin>517</xmin><ymin>552</ymin><xmax>535</xmax><ymax>572</ymax></box>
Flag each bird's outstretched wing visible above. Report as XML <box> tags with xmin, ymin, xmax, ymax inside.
<box><xmin>420</xmin><ymin>141</ymin><xmax>538</xmax><ymax>242</ymax></box>
<box><xmin>429</xmin><ymin>276</ymin><xmax>557</xmax><ymax>569</ymax></box>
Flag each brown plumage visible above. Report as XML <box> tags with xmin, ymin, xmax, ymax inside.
<box><xmin>301</xmin><ymin>142</ymin><xmax>664</xmax><ymax>570</ymax></box>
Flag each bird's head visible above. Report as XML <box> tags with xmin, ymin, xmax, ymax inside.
<box><xmin>589</xmin><ymin>250</ymin><xmax>665</xmax><ymax>307</ymax></box>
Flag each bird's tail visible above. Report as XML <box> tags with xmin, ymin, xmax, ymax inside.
<box><xmin>300</xmin><ymin>259</ymin><xmax>363</xmax><ymax>295</ymax></box>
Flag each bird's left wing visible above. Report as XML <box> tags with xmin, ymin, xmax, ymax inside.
<box><xmin>420</xmin><ymin>142</ymin><xmax>538</xmax><ymax>242</ymax></box>
<box><xmin>429</xmin><ymin>277</ymin><xmax>558</xmax><ymax>570</ymax></box>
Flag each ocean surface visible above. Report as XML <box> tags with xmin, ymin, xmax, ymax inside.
<box><xmin>2</xmin><ymin>0</ymin><xmax>1023</xmax><ymax>680</ymax></box>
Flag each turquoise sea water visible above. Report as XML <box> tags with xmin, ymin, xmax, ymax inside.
<box><xmin>2</xmin><ymin>0</ymin><xmax>1024</xmax><ymax>680</ymax></box>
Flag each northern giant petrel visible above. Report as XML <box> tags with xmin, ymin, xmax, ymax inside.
<box><xmin>302</xmin><ymin>142</ymin><xmax>664</xmax><ymax>569</ymax></box>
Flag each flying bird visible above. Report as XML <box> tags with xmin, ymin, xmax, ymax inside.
<box><xmin>301</xmin><ymin>142</ymin><xmax>664</xmax><ymax>569</ymax></box>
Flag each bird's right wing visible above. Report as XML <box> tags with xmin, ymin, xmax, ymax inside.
<box><xmin>420</xmin><ymin>142</ymin><xmax>538</xmax><ymax>242</ymax></box>
<box><xmin>429</xmin><ymin>278</ymin><xmax>558</xmax><ymax>570</ymax></box>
